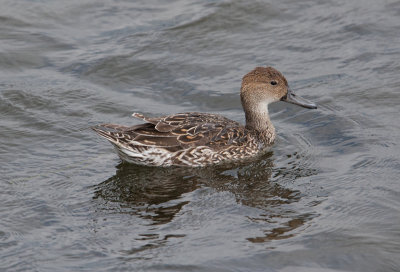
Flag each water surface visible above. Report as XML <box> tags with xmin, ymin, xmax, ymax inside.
<box><xmin>1</xmin><ymin>0</ymin><xmax>400</xmax><ymax>271</ymax></box>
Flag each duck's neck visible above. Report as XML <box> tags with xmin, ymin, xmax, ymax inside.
<box><xmin>243</xmin><ymin>102</ymin><xmax>276</xmax><ymax>144</ymax></box>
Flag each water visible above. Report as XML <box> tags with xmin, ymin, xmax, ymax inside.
<box><xmin>1</xmin><ymin>0</ymin><xmax>400</xmax><ymax>271</ymax></box>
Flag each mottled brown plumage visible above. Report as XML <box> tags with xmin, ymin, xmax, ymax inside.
<box><xmin>92</xmin><ymin>67</ymin><xmax>317</xmax><ymax>167</ymax></box>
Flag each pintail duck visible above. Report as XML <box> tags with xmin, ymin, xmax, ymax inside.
<box><xmin>92</xmin><ymin>67</ymin><xmax>317</xmax><ymax>167</ymax></box>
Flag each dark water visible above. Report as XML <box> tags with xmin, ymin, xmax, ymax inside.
<box><xmin>1</xmin><ymin>0</ymin><xmax>400</xmax><ymax>271</ymax></box>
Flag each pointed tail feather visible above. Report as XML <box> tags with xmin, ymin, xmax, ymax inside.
<box><xmin>91</xmin><ymin>125</ymin><xmax>120</xmax><ymax>144</ymax></box>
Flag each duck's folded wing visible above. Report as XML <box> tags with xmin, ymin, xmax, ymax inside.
<box><xmin>132</xmin><ymin>112</ymin><xmax>239</xmax><ymax>131</ymax></box>
<box><xmin>94</xmin><ymin>112</ymin><xmax>247</xmax><ymax>151</ymax></box>
<box><xmin>92</xmin><ymin>122</ymin><xmax>182</xmax><ymax>152</ymax></box>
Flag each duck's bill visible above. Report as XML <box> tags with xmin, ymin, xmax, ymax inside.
<box><xmin>281</xmin><ymin>88</ymin><xmax>317</xmax><ymax>109</ymax></box>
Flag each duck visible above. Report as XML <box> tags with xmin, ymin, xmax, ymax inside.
<box><xmin>92</xmin><ymin>67</ymin><xmax>317</xmax><ymax>167</ymax></box>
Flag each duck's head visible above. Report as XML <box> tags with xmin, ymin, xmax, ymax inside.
<box><xmin>240</xmin><ymin>66</ymin><xmax>317</xmax><ymax>111</ymax></box>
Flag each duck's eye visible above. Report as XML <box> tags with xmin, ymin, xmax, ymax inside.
<box><xmin>270</xmin><ymin>80</ymin><xmax>277</xmax><ymax>86</ymax></box>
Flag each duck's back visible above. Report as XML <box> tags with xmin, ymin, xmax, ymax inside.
<box><xmin>92</xmin><ymin>112</ymin><xmax>263</xmax><ymax>166</ymax></box>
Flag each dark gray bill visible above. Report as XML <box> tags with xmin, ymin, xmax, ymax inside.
<box><xmin>281</xmin><ymin>88</ymin><xmax>317</xmax><ymax>109</ymax></box>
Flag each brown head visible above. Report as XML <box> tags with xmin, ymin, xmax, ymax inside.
<box><xmin>241</xmin><ymin>67</ymin><xmax>289</xmax><ymax>107</ymax></box>
<box><xmin>241</xmin><ymin>66</ymin><xmax>317</xmax><ymax>110</ymax></box>
<box><xmin>240</xmin><ymin>67</ymin><xmax>316</xmax><ymax>134</ymax></box>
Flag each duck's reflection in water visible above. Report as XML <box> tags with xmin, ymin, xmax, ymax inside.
<box><xmin>93</xmin><ymin>152</ymin><xmax>317</xmax><ymax>242</ymax></box>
